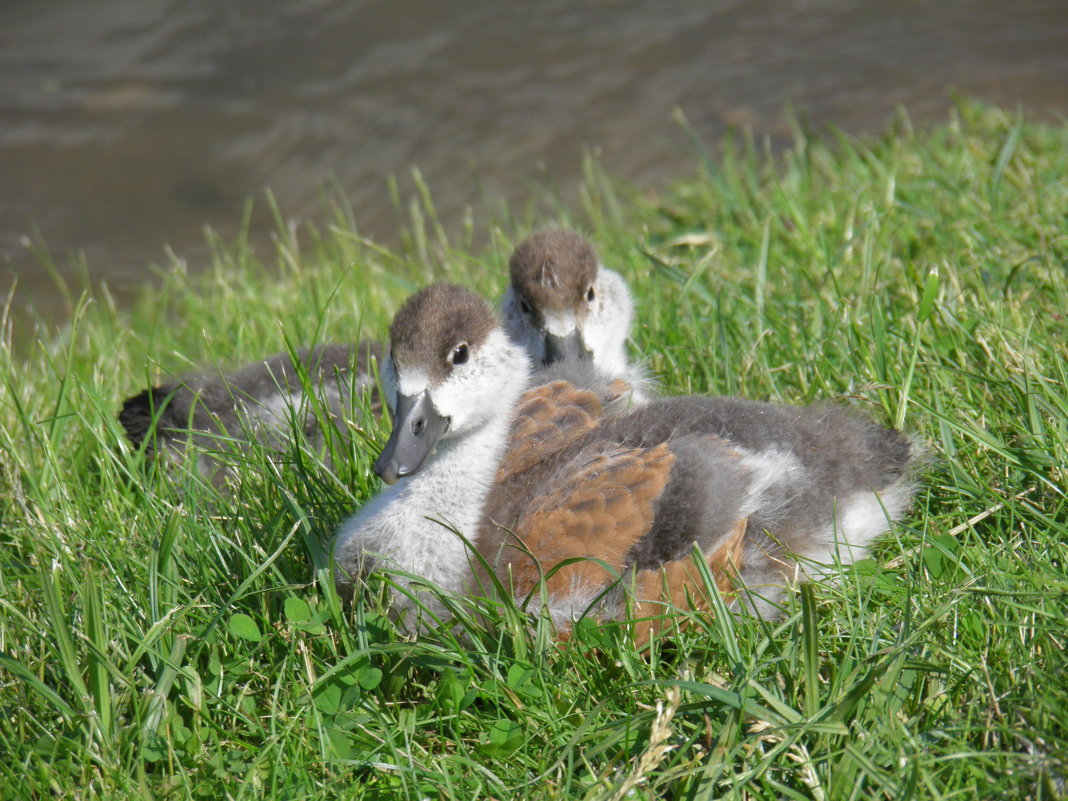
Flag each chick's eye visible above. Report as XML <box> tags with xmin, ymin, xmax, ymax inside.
<box><xmin>519</xmin><ymin>298</ymin><xmax>532</xmax><ymax>314</ymax></box>
<box><xmin>450</xmin><ymin>343</ymin><xmax>469</xmax><ymax>365</ymax></box>
<box><xmin>586</xmin><ymin>286</ymin><xmax>596</xmax><ymax>302</ymax></box>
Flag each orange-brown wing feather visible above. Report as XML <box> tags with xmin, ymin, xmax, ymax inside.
<box><xmin>497</xmin><ymin>380</ymin><xmax>605</xmax><ymax>481</ymax></box>
<box><xmin>629</xmin><ymin>516</ymin><xmax>747</xmax><ymax>646</ymax></box>
<box><xmin>500</xmin><ymin>441</ymin><xmax>676</xmax><ymax>604</ymax></box>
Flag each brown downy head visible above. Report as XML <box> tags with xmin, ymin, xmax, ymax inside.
<box><xmin>388</xmin><ymin>283</ymin><xmax>498</xmax><ymax>384</ymax></box>
<box><xmin>508</xmin><ymin>230</ymin><xmax>600</xmax><ymax>363</ymax></box>
<box><xmin>377</xmin><ymin>283</ymin><xmax>532</xmax><ymax>484</ymax></box>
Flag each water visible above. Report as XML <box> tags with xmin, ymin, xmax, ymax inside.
<box><xmin>3</xmin><ymin>0</ymin><xmax>1068</xmax><ymax>330</ymax></box>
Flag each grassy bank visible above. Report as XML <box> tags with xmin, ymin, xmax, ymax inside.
<box><xmin>1</xmin><ymin>101</ymin><xmax>1065</xmax><ymax>800</ymax></box>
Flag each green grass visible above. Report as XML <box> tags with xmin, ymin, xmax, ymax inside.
<box><xmin>1</xmin><ymin>100</ymin><xmax>1066</xmax><ymax>800</ymax></box>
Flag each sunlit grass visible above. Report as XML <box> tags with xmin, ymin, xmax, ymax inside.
<box><xmin>1</xmin><ymin>100</ymin><xmax>1066</xmax><ymax>800</ymax></box>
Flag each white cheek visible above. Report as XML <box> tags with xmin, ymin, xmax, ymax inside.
<box><xmin>596</xmin><ymin>268</ymin><xmax>634</xmax><ymax>326</ymax></box>
<box><xmin>397</xmin><ymin>369</ymin><xmax>430</xmax><ymax>398</ymax></box>
<box><xmin>432</xmin><ymin>357</ymin><xmax>495</xmax><ymax>427</ymax></box>
<box><xmin>584</xmin><ymin>268</ymin><xmax>634</xmax><ymax>368</ymax></box>
<box><xmin>430</xmin><ymin>330</ymin><xmax>533</xmax><ymax>432</ymax></box>
<box><xmin>432</xmin><ymin>379</ymin><xmax>476</xmax><ymax>428</ymax></box>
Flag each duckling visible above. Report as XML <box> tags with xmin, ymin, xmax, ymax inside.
<box><xmin>333</xmin><ymin>284</ymin><xmax>917</xmax><ymax>639</ymax></box>
<box><xmin>119</xmin><ymin>342</ymin><xmax>380</xmax><ymax>481</ymax></box>
<box><xmin>501</xmin><ymin>229</ymin><xmax>651</xmax><ymax>403</ymax></box>
<box><xmin>119</xmin><ymin>230</ymin><xmax>640</xmax><ymax>483</ymax></box>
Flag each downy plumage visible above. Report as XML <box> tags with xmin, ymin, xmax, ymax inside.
<box><xmin>119</xmin><ymin>343</ymin><xmax>380</xmax><ymax>481</ymax></box>
<box><xmin>119</xmin><ymin>230</ymin><xmax>642</xmax><ymax>483</ymax></box>
<box><xmin>501</xmin><ymin>229</ymin><xmax>650</xmax><ymax>402</ymax></box>
<box><xmin>333</xmin><ymin>284</ymin><xmax>918</xmax><ymax>639</ymax></box>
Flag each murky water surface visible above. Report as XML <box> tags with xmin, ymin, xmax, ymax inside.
<box><xmin>3</xmin><ymin>0</ymin><xmax>1068</xmax><ymax>328</ymax></box>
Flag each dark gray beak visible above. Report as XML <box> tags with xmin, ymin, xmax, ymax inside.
<box><xmin>374</xmin><ymin>391</ymin><xmax>450</xmax><ymax>484</ymax></box>
<box><xmin>543</xmin><ymin>330</ymin><xmax>592</xmax><ymax>365</ymax></box>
